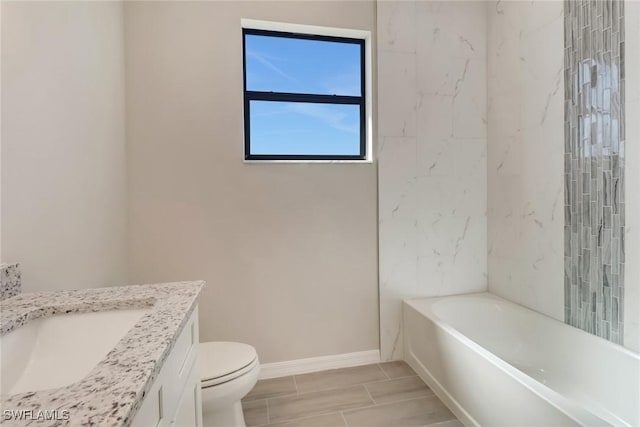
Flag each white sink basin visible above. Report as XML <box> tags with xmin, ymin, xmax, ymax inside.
<box><xmin>0</xmin><ymin>308</ymin><xmax>151</xmax><ymax>395</ymax></box>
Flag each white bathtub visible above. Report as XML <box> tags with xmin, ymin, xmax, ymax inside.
<box><xmin>403</xmin><ymin>293</ymin><xmax>640</xmax><ymax>427</ymax></box>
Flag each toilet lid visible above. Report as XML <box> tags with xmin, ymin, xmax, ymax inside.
<box><xmin>200</xmin><ymin>342</ymin><xmax>258</xmax><ymax>383</ymax></box>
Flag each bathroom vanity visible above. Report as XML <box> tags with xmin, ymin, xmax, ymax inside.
<box><xmin>0</xmin><ymin>281</ymin><xmax>204</xmax><ymax>426</ymax></box>
<box><xmin>130</xmin><ymin>307</ymin><xmax>201</xmax><ymax>427</ymax></box>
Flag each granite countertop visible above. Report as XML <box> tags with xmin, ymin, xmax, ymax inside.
<box><xmin>0</xmin><ymin>281</ymin><xmax>205</xmax><ymax>426</ymax></box>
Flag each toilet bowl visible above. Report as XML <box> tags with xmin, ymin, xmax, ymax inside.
<box><xmin>200</xmin><ymin>342</ymin><xmax>260</xmax><ymax>427</ymax></box>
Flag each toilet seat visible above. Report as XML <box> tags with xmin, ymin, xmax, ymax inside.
<box><xmin>200</xmin><ymin>342</ymin><xmax>258</xmax><ymax>387</ymax></box>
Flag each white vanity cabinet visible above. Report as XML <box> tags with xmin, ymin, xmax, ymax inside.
<box><xmin>131</xmin><ymin>307</ymin><xmax>202</xmax><ymax>427</ymax></box>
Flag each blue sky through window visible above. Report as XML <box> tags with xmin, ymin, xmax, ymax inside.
<box><xmin>250</xmin><ymin>101</ymin><xmax>360</xmax><ymax>156</ymax></box>
<box><xmin>245</xmin><ymin>34</ymin><xmax>361</xmax><ymax>96</ymax></box>
<box><xmin>245</xmin><ymin>33</ymin><xmax>363</xmax><ymax>157</ymax></box>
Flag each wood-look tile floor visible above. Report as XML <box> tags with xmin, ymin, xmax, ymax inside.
<box><xmin>241</xmin><ymin>362</ymin><xmax>463</xmax><ymax>427</ymax></box>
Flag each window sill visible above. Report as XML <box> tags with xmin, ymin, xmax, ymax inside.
<box><xmin>242</xmin><ymin>159</ymin><xmax>374</xmax><ymax>164</ymax></box>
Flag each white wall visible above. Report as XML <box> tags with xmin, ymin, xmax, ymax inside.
<box><xmin>1</xmin><ymin>1</ymin><xmax>127</xmax><ymax>292</ymax></box>
<box><xmin>124</xmin><ymin>1</ymin><xmax>379</xmax><ymax>364</ymax></box>
<box><xmin>624</xmin><ymin>0</ymin><xmax>640</xmax><ymax>352</ymax></box>
<box><xmin>487</xmin><ymin>0</ymin><xmax>565</xmax><ymax>321</ymax></box>
<box><xmin>378</xmin><ymin>1</ymin><xmax>488</xmax><ymax>361</ymax></box>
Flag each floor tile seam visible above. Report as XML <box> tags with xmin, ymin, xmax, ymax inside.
<box><xmin>255</xmin><ymin>394</ymin><xmax>451</xmax><ymax>426</ymax></box>
<box><xmin>342</xmin><ymin>394</ymin><xmax>444</xmax><ymax>416</ymax></box>
<box><xmin>257</xmin><ymin>411</ymin><xmax>349</xmax><ymax>427</ymax></box>
<box><xmin>362</xmin><ymin>376</ymin><xmax>433</xmax><ymax>401</ymax></box>
<box><xmin>386</xmin><ymin>373</ymin><xmax>420</xmax><ymax>380</ymax></box>
<box><xmin>269</xmin><ymin>406</ymin><xmax>354</xmax><ymax>425</ymax></box>
<box><xmin>424</xmin><ymin>413</ymin><xmax>458</xmax><ymax>425</ymax></box>
<box><xmin>340</xmin><ymin>411</ymin><xmax>350</xmax><ymax>427</ymax></box>
<box><xmin>295</xmin><ymin>365</ymin><xmax>389</xmax><ymax>390</ymax></box>
<box><xmin>372</xmin><ymin>362</ymin><xmax>390</xmax><ymax>378</ymax></box>
<box><xmin>245</xmin><ymin>391</ymin><xmax>298</xmax><ymax>403</ymax></box>
<box><xmin>377</xmin><ymin>363</ymin><xmax>392</xmax><ymax>380</ymax></box>
<box><xmin>362</xmin><ymin>381</ymin><xmax>378</xmax><ymax>405</ymax></box>
<box><xmin>361</xmin><ymin>373</ymin><xmax>420</xmax><ymax>387</ymax></box>
<box><xmin>266</xmin><ymin>396</ymin><xmax>271</xmax><ymax>425</ymax></box>
<box><xmin>267</xmin><ymin>385</ymin><xmax>372</xmax><ymax>424</ymax></box>
<box><xmin>366</xmin><ymin>386</ymin><xmax>437</xmax><ymax>406</ymax></box>
<box><xmin>293</xmin><ymin>375</ymin><xmax>299</xmax><ymax>394</ymax></box>
<box><xmin>285</xmin><ymin>381</ymin><xmax>387</xmax><ymax>398</ymax></box>
<box><xmin>424</xmin><ymin>420</ymin><xmax>461</xmax><ymax>427</ymax></box>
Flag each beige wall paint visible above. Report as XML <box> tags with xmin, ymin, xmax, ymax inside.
<box><xmin>124</xmin><ymin>1</ymin><xmax>379</xmax><ymax>364</ymax></box>
<box><xmin>0</xmin><ymin>2</ymin><xmax>3</xmax><ymax>262</ymax></box>
<box><xmin>1</xmin><ymin>1</ymin><xmax>127</xmax><ymax>292</ymax></box>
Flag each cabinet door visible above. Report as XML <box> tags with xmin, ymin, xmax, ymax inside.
<box><xmin>132</xmin><ymin>306</ymin><xmax>201</xmax><ymax>427</ymax></box>
<box><xmin>130</xmin><ymin>381</ymin><xmax>165</xmax><ymax>427</ymax></box>
<box><xmin>172</xmin><ymin>362</ymin><xmax>201</xmax><ymax>427</ymax></box>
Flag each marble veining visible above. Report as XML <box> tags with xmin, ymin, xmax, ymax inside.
<box><xmin>0</xmin><ymin>281</ymin><xmax>204</xmax><ymax>426</ymax></box>
<box><xmin>564</xmin><ymin>0</ymin><xmax>625</xmax><ymax>344</ymax></box>
<box><xmin>378</xmin><ymin>0</ymin><xmax>487</xmax><ymax>361</ymax></box>
<box><xmin>487</xmin><ymin>0</ymin><xmax>565</xmax><ymax>323</ymax></box>
<box><xmin>1</xmin><ymin>263</ymin><xmax>22</xmax><ymax>301</ymax></box>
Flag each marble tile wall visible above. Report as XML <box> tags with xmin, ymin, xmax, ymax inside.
<box><xmin>378</xmin><ymin>1</ymin><xmax>487</xmax><ymax>361</ymax></box>
<box><xmin>564</xmin><ymin>0</ymin><xmax>626</xmax><ymax>344</ymax></box>
<box><xmin>487</xmin><ymin>1</ymin><xmax>566</xmax><ymax>321</ymax></box>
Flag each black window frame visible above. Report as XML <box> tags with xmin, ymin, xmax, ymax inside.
<box><xmin>242</xmin><ymin>28</ymin><xmax>367</xmax><ymax>161</ymax></box>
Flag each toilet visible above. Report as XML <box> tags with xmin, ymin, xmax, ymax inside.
<box><xmin>200</xmin><ymin>342</ymin><xmax>260</xmax><ymax>427</ymax></box>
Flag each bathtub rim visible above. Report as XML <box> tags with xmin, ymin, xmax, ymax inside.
<box><xmin>406</xmin><ymin>292</ymin><xmax>640</xmax><ymax>360</ymax></box>
<box><xmin>403</xmin><ymin>292</ymin><xmax>638</xmax><ymax>427</ymax></box>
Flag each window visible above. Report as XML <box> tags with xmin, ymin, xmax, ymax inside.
<box><xmin>242</xmin><ymin>25</ymin><xmax>368</xmax><ymax>161</ymax></box>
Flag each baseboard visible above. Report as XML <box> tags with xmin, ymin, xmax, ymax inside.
<box><xmin>259</xmin><ymin>349</ymin><xmax>381</xmax><ymax>379</ymax></box>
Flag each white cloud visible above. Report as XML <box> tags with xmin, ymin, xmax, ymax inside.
<box><xmin>287</xmin><ymin>103</ymin><xmax>358</xmax><ymax>134</ymax></box>
<box><xmin>246</xmin><ymin>50</ymin><xmax>296</xmax><ymax>83</ymax></box>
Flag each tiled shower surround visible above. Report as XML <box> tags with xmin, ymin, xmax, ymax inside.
<box><xmin>564</xmin><ymin>0</ymin><xmax>625</xmax><ymax>343</ymax></box>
